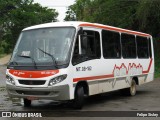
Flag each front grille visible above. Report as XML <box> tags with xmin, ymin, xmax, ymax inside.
<box><xmin>18</xmin><ymin>80</ymin><xmax>46</xmax><ymax>85</ymax></box>
<box><xmin>16</xmin><ymin>90</ymin><xmax>50</xmax><ymax>95</ymax></box>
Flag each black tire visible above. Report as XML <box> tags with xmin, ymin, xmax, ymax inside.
<box><xmin>121</xmin><ymin>79</ymin><xmax>137</xmax><ymax>96</ymax></box>
<box><xmin>129</xmin><ymin>79</ymin><xmax>137</xmax><ymax>96</ymax></box>
<box><xmin>24</xmin><ymin>98</ymin><xmax>31</xmax><ymax>107</ymax></box>
<box><xmin>73</xmin><ymin>86</ymin><xmax>85</xmax><ymax>109</ymax></box>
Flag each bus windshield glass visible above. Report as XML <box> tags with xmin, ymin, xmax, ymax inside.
<box><xmin>9</xmin><ymin>27</ymin><xmax>75</xmax><ymax>67</ymax></box>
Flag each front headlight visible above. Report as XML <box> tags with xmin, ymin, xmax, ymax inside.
<box><xmin>48</xmin><ymin>74</ymin><xmax>67</xmax><ymax>86</ymax></box>
<box><xmin>6</xmin><ymin>75</ymin><xmax>15</xmax><ymax>85</ymax></box>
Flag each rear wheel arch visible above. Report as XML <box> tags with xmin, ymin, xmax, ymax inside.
<box><xmin>121</xmin><ymin>77</ymin><xmax>137</xmax><ymax>96</ymax></box>
<box><xmin>132</xmin><ymin>76</ymin><xmax>139</xmax><ymax>85</ymax></box>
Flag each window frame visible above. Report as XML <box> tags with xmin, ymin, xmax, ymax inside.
<box><xmin>121</xmin><ymin>33</ymin><xmax>137</xmax><ymax>59</ymax></box>
<box><xmin>148</xmin><ymin>37</ymin><xmax>152</xmax><ymax>58</ymax></box>
<box><xmin>72</xmin><ymin>29</ymin><xmax>101</xmax><ymax>65</ymax></box>
<box><xmin>102</xmin><ymin>29</ymin><xmax>121</xmax><ymax>59</ymax></box>
<box><xmin>136</xmin><ymin>36</ymin><xmax>149</xmax><ymax>59</ymax></box>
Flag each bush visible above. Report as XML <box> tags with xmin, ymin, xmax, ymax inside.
<box><xmin>0</xmin><ymin>40</ymin><xmax>11</xmax><ymax>54</ymax></box>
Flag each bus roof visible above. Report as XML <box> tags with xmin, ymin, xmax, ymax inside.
<box><xmin>23</xmin><ymin>21</ymin><xmax>151</xmax><ymax>37</ymax></box>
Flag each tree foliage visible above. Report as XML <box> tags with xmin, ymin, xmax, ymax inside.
<box><xmin>136</xmin><ymin>0</ymin><xmax>160</xmax><ymax>37</ymax></box>
<box><xmin>65</xmin><ymin>0</ymin><xmax>160</xmax><ymax>38</ymax></box>
<box><xmin>0</xmin><ymin>0</ymin><xmax>58</xmax><ymax>53</ymax></box>
<box><xmin>64</xmin><ymin>5</ymin><xmax>76</xmax><ymax>21</ymax></box>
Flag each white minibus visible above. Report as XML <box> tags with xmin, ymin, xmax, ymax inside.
<box><xmin>6</xmin><ymin>22</ymin><xmax>154</xmax><ymax>109</ymax></box>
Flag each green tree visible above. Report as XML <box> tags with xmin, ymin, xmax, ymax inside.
<box><xmin>64</xmin><ymin>5</ymin><xmax>77</xmax><ymax>21</ymax></box>
<box><xmin>65</xmin><ymin>0</ymin><xmax>139</xmax><ymax>28</ymax></box>
<box><xmin>136</xmin><ymin>0</ymin><xmax>160</xmax><ymax>37</ymax></box>
<box><xmin>65</xmin><ymin>0</ymin><xmax>160</xmax><ymax>38</ymax></box>
<box><xmin>0</xmin><ymin>0</ymin><xmax>58</xmax><ymax>53</ymax></box>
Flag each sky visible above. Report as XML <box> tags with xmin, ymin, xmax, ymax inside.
<box><xmin>33</xmin><ymin>0</ymin><xmax>75</xmax><ymax>21</ymax></box>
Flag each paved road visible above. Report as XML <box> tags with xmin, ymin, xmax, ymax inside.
<box><xmin>0</xmin><ymin>66</ymin><xmax>160</xmax><ymax>119</ymax></box>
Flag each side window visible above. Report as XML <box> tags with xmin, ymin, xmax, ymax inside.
<box><xmin>72</xmin><ymin>30</ymin><xmax>101</xmax><ymax>65</ymax></box>
<box><xmin>81</xmin><ymin>31</ymin><xmax>101</xmax><ymax>58</ymax></box>
<box><xmin>121</xmin><ymin>33</ymin><xmax>136</xmax><ymax>58</ymax></box>
<box><xmin>136</xmin><ymin>36</ymin><xmax>149</xmax><ymax>58</ymax></box>
<box><xmin>102</xmin><ymin>30</ymin><xmax>121</xmax><ymax>58</ymax></box>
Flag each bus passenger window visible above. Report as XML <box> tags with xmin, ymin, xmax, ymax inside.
<box><xmin>102</xmin><ymin>30</ymin><xmax>121</xmax><ymax>59</ymax></box>
<box><xmin>121</xmin><ymin>33</ymin><xmax>136</xmax><ymax>58</ymax></box>
<box><xmin>136</xmin><ymin>36</ymin><xmax>149</xmax><ymax>58</ymax></box>
<box><xmin>72</xmin><ymin>30</ymin><xmax>101</xmax><ymax>65</ymax></box>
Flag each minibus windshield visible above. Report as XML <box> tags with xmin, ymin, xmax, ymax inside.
<box><xmin>9</xmin><ymin>27</ymin><xmax>75</xmax><ymax>68</ymax></box>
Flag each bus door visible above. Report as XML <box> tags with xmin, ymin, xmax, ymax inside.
<box><xmin>72</xmin><ymin>29</ymin><xmax>102</xmax><ymax>95</ymax></box>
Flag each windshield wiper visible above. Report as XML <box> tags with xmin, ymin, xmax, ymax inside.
<box><xmin>37</xmin><ymin>48</ymin><xmax>58</xmax><ymax>68</ymax></box>
<box><xmin>17</xmin><ymin>55</ymin><xmax>37</xmax><ymax>69</ymax></box>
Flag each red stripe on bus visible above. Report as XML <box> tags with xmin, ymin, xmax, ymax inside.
<box><xmin>73</xmin><ymin>74</ymin><xmax>114</xmax><ymax>82</ymax></box>
<box><xmin>73</xmin><ymin>59</ymin><xmax>153</xmax><ymax>82</ymax></box>
<box><xmin>142</xmin><ymin>58</ymin><xmax>153</xmax><ymax>74</ymax></box>
<box><xmin>9</xmin><ymin>69</ymin><xmax>59</xmax><ymax>78</ymax></box>
<box><xmin>79</xmin><ymin>23</ymin><xmax>150</xmax><ymax>37</ymax></box>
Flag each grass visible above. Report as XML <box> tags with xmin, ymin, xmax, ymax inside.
<box><xmin>155</xmin><ymin>56</ymin><xmax>160</xmax><ymax>78</ymax></box>
<box><xmin>0</xmin><ymin>54</ymin><xmax>7</xmax><ymax>58</ymax></box>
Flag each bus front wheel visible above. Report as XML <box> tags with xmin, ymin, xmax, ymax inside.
<box><xmin>23</xmin><ymin>98</ymin><xmax>31</xmax><ymax>107</ymax></box>
<box><xmin>73</xmin><ymin>86</ymin><xmax>85</xmax><ymax>109</ymax></box>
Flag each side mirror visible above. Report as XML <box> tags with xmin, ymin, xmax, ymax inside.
<box><xmin>78</xmin><ymin>27</ymin><xmax>83</xmax><ymax>35</ymax></box>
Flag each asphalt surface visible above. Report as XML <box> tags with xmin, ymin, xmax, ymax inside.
<box><xmin>0</xmin><ymin>65</ymin><xmax>160</xmax><ymax>120</ymax></box>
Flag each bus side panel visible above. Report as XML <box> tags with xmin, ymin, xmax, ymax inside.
<box><xmin>98</xmin><ymin>59</ymin><xmax>130</xmax><ymax>93</ymax></box>
<box><xmin>72</xmin><ymin>59</ymin><xmax>102</xmax><ymax>96</ymax></box>
<box><xmin>72</xmin><ymin>57</ymin><xmax>154</xmax><ymax>96</ymax></box>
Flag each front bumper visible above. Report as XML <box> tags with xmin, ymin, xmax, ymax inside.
<box><xmin>6</xmin><ymin>84</ymin><xmax>70</xmax><ymax>100</ymax></box>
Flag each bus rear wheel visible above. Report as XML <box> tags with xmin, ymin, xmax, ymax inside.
<box><xmin>23</xmin><ymin>98</ymin><xmax>31</xmax><ymax>107</ymax></box>
<box><xmin>73</xmin><ymin>86</ymin><xmax>85</xmax><ymax>109</ymax></box>
<box><xmin>121</xmin><ymin>79</ymin><xmax>137</xmax><ymax>96</ymax></box>
<box><xmin>130</xmin><ymin>79</ymin><xmax>137</xmax><ymax>96</ymax></box>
